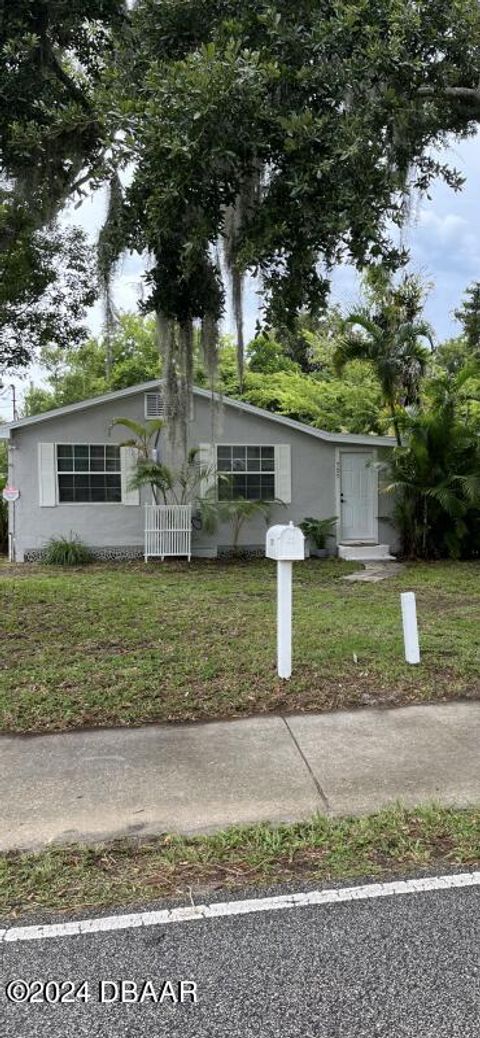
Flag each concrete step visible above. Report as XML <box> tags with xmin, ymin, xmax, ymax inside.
<box><xmin>338</xmin><ymin>543</ymin><xmax>396</xmax><ymax>562</ymax></box>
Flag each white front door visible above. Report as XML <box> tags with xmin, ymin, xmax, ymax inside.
<box><xmin>340</xmin><ymin>452</ymin><xmax>377</xmax><ymax>542</ymax></box>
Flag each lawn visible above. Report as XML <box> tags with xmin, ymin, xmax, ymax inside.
<box><xmin>0</xmin><ymin>557</ymin><xmax>479</xmax><ymax>733</ymax></box>
<box><xmin>1</xmin><ymin>805</ymin><xmax>479</xmax><ymax>918</ymax></box>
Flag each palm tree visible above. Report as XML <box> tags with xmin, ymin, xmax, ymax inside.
<box><xmin>217</xmin><ymin>497</ymin><xmax>273</xmax><ymax>554</ymax></box>
<box><xmin>334</xmin><ymin>277</ymin><xmax>433</xmax><ymax>445</ymax></box>
<box><xmin>110</xmin><ymin>417</ymin><xmax>227</xmax><ymax>521</ymax></box>
<box><xmin>387</xmin><ymin>397</ymin><xmax>480</xmax><ymax>559</ymax></box>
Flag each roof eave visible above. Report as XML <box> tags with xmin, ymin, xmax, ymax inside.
<box><xmin>2</xmin><ymin>379</ymin><xmax>396</xmax><ymax>448</ymax></box>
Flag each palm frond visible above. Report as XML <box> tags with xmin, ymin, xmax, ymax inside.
<box><xmin>110</xmin><ymin>417</ymin><xmax>150</xmax><ymax>440</ymax></box>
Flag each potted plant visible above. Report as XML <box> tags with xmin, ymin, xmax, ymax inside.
<box><xmin>299</xmin><ymin>516</ymin><xmax>337</xmax><ymax>558</ymax></box>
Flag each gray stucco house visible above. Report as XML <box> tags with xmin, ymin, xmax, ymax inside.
<box><xmin>0</xmin><ymin>380</ymin><xmax>398</xmax><ymax>562</ymax></box>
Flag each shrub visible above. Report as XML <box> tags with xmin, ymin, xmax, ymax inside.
<box><xmin>43</xmin><ymin>535</ymin><xmax>93</xmax><ymax>566</ymax></box>
<box><xmin>388</xmin><ymin>396</ymin><xmax>480</xmax><ymax>559</ymax></box>
<box><xmin>299</xmin><ymin>516</ymin><xmax>337</xmax><ymax>550</ymax></box>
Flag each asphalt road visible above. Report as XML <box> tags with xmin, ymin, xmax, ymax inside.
<box><xmin>1</xmin><ymin>878</ymin><xmax>479</xmax><ymax>1037</ymax></box>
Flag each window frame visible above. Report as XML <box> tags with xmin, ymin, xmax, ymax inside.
<box><xmin>55</xmin><ymin>443</ymin><xmax>123</xmax><ymax>506</ymax></box>
<box><xmin>216</xmin><ymin>443</ymin><xmax>276</xmax><ymax>502</ymax></box>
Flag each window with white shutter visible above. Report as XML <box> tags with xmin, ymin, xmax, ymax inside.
<box><xmin>56</xmin><ymin>444</ymin><xmax>121</xmax><ymax>503</ymax></box>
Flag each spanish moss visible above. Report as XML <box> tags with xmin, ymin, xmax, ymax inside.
<box><xmin>223</xmin><ymin>165</ymin><xmax>263</xmax><ymax>390</ymax></box>
<box><xmin>97</xmin><ymin>172</ymin><xmax>124</xmax><ymax>379</ymax></box>
<box><xmin>156</xmin><ymin>313</ymin><xmax>194</xmax><ymax>463</ymax></box>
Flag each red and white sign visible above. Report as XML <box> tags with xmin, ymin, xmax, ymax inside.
<box><xmin>2</xmin><ymin>485</ymin><xmax>20</xmax><ymax>502</ymax></box>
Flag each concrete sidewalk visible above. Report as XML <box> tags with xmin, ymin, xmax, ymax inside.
<box><xmin>1</xmin><ymin>701</ymin><xmax>479</xmax><ymax>851</ymax></box>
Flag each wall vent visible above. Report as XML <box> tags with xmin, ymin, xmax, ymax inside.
<box><xmin>144</xmin><ymin>391</ymin><xmax>194</xmax><ymax>420</ymax></box>
<box><xmin>145</xmin><ymin>392</ymin><xmax>165</xmax><ymax>418</ymax></box>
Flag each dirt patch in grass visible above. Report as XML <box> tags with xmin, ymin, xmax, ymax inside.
<box><xmin>0</xmin><ymin>558</ymin><xmax>479</xmax><ymax>733</ymax></box>
<box><xmin>1</xmin><ymin>805</ymin><xmax>479</xmax><ymax>921</ymax></box>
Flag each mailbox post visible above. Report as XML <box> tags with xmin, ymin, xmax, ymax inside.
<box><xmin>266</xmin><ymin>522</ymin><xmax>305</xmax><ymax>679</ymax></box>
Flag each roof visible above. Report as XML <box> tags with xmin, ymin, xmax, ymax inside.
<box><xmin>0</xmin><ymin>380</ymin><xmax>396</xmax><ymax>448</ymax></box>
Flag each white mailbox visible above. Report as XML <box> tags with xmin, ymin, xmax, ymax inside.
<box><xmin>266</xmin><ymin>522</ymin><xmax>305</xmax><ymax>562</ymax></box>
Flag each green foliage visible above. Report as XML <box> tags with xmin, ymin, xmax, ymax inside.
<box><xmin>454</xmin><ymin>281</ymin><xmax>480</xmax><ymax>357</ymax></box>
<box><xmin>109</xmin><ymin>0</ymin><xmax>480</xmax><ymax>350</ymax></box>
<box><xmin>388</xmin><ymin>394</ymin><xmax>480</xmax><ymax>560</ymax></box>
<box><xmin>276</xmin><ymin>311</ymin><xmax>345</xmax><ymax>374</ymax></box>
<box><xmin>111</xmin><ymin>418</ymin><xmax>220</xmax><ymax>509</ymax></box>
<box><xmin>23</xmin><ymin>309</ymin><xmax>387</xmax><ymax>435</ymax></box>
<box><xmin>110</xmin><ymin>417</ymin><xmax>165</xmax><ymax>458</ymax></box>
<box><xmin>234</xmin><ymin>368</ymin><xmax>385</xmax><ymax>435</ymax></box>
<box><xmin>432</xmin><ymin>336</ymin><xmax>474</xmax><ymax>376</ymax></box>
<box><xmin>247</xmin><ymin>333</ymin><xmax>298</xmax><ymax>374</ymax></box>
<box><xmin>43</xmin><ymin>535</ymin><xmax>93</xmax><ymax>567</ymax></box>
<box><xmin>426</xmin><ymin>358</ymin><xmax>480</xmax><ymax>433</ymax></box>
<box><xmin>334</xmin><ymin>274</ymin><xmax>432</xmax><ymax>443</ymax></box>
<box><xmin>0</xmin><ymin>0</ymin><xmax>124</xmax><ymax>370</ymax></box>
<box><xmin>216</xmin><ymin>498</ymin><xmax>274</xmax><ymax>553</ymax></box>
<box><xmin>299</xmin><ymin>517</ymin><xmax>337</xmax><ymax>551</ymax></box>
<box><xmin>0</xmin><ymin>224</ymin><xmax>97</xmax><ymax>370</ymax></box>
<box><xmin>23</xmin><ymin>314</ymin><xmax>160</xmax><ymax>416</ymax></box>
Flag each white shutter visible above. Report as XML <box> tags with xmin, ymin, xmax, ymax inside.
<box><xmin>120</xmin><ymin>446</ymin><xmax>140</xmax><ymax>506</ymax></box>
<box><xmin>274</xmin><ymin>444</ymin><xmax>291</xmax><ymax>503</ymax></box>
<box><xmin>198</xmin><ymin>443</ymin><xmax>216</xmax><ymax>498</ymax></box>
<box><xmin>38</xmin><ymin>443</ymin><xmax>56</xmax><ymax>507</ymax></box>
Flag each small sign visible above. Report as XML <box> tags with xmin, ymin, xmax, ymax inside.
<box><xmin>2</xmin><ymin>486</ymin><xmax>19</xmax><ymax>502</ymax></box>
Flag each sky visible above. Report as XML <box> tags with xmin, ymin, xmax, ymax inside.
<box><xmin>2</xmin><ymin>130</ymin><xmax>480</xmax><ymax>420</ymax></box>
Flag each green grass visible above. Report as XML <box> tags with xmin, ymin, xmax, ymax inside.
<box><xmin>1</xmin><ymin>805</ymin><xmax>479</xmax><ymax>919</ymax></box>
<box><xmin>0</xmin><ymin>557</ymin><xmax>479</xmax><ymax>733</ymax></box>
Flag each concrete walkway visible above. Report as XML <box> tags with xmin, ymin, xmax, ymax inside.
<box><xmin>1</xmin><ymin>702</ymin><xmax>479</xmax><ymax>851</ymax></box>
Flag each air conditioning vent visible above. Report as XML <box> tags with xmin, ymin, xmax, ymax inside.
<box><xmin>145</xmin><ymin>392</ymin><xmax>165</xmax><ymax>418</ymax></box>
<box><xmin>144</xmin><ymin>391</ymin><xmax>194</xmax><ymax>420</ymax></box>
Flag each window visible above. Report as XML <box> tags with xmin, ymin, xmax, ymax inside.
<box><xmin>57</xmin><ymin>445</ymin><xmax>122</xmax><ymax>503</ymax></box>
<box><xmin>217</xmin><ymin>445</ymin><xmax>275</xmax><ymax>500</ymax></box>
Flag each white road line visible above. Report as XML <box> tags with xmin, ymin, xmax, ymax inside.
<box><xmin>2</xmin><ymin>871</ymin><xmax>479</xmax><ymax>944</ymax></box>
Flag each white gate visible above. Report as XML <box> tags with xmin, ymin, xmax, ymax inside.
<box><xmin>144</xmin><ymin>504</ymin><xmax>192</xmax><ymax>562</ymax></box>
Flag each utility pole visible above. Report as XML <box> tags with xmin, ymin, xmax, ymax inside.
<box><xmin>0</xmin><ymin>382</ymin><xmax>17</xmax><ymax>421</ymax></box>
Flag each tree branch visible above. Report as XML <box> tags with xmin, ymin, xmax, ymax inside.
<box><xmin>418</xmin><ymin>84</ymin><xmax>480</xmax><ymax>106</ymax></box>
<box><xmin>46</xmin><ymin>43</ymin><xmax>93</xmax><ymax>114</ymax></box>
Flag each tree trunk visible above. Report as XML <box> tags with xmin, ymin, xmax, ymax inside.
<box><xmin>389</xmin><ymin>400</ymin><xmax>402</xmax><ymax>446</ymax></box>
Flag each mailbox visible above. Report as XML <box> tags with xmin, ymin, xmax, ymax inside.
<box><xmin>266</xmin><ymin>522</ymin><xmax>305</xmax><ymax>562</ymax></box>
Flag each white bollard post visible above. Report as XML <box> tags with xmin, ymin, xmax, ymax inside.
<box><xmin>277</xmin><ymin>560</ymin><xmax>292</xmax><ymax>679</ymax></box>
<box><xmin>401</xmin><ymin>591</ymin><xmax>420</xmax><ymax>665</ymax></box>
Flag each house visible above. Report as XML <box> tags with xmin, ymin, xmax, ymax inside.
<box><xmin>0</xmin><ymin>380</ymin><xmax>398</xmax><ymax>562</ymax></box>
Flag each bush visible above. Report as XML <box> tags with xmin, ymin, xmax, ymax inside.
<box><xmin>388</xmin><ymin>397</ymin><xmax>480</xmax><ymax>559</ymax></box>
<box><xmin>43</xmin><ymin>535</ymin><xmax>93</xmax><ymax>566</ymax></box>
<box><xmin>299</xmin><ymin>516</ymin><xmax>337</xmax><ymax>550</ymax></box>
